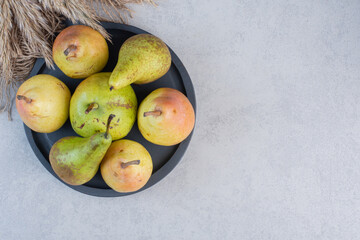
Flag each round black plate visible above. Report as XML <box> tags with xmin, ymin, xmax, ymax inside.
<box><xmin>25</xmin><ymin>21</ymin><xmax>196</xmax><ymax>197</ymax></box>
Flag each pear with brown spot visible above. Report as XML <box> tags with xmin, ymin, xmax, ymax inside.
<box><xmin>70</xmin><ymin>72</ymin><xmax>137</xmax><ymax>140</ymax></box>
<box><xmin>101</xmin><ymin>140</ymin><xmax>153</xmax><ymax>193</ymax></box>
<box><xmin>49</xmin><ymin>115</ymin><xmax>115</xmax><ymax>185</ymax></box>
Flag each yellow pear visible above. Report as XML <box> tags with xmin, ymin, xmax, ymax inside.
<box><xmin>16</xmin><ymin>74</ymin><xmax>71</xmax><ymax>133</ymax></box>
<box><xmin>53</xmin><ymin>25</ymin><xmax>108</xmax><ymax>79</ymax></box>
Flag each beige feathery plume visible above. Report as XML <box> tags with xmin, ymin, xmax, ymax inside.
<box><xmin>0</xmin><ymin>0</ymin><xmax>155</xmax><ymax>119</ymax></box>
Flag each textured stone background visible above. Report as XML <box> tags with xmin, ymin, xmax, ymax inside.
<box><xmin>1</xmin><ymin>1</ymin><xmax>360</xmax><ymax>239</ymax></box>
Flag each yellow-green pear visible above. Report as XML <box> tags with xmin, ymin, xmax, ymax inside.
<box><xmin>109</xmin><ymin>34</ymin><xmax>171</xmax><ymax>90</ymax></box>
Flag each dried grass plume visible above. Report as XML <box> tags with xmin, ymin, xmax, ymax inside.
<box><xmin>0</xmin><ymin>0</ymin><xmax>155</xmax><ymax>119</ymax></box>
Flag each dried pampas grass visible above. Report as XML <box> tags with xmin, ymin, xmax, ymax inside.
<box><xmin>0</xmin><ymin>0</ymin><xmax>155</xmax><ymax>119</ymax></box>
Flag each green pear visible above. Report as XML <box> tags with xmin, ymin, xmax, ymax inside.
<box><xmin>70</xmin><ymin>72</ymin><xmax>137</xmax><ymax>140</ymax></box>
<box><xmin>109</xmin><ymin>34</ymin><xmax>171</xmax><ymax>90</ymax></box>
<box><xmin>49</xmin><ymin>114</ymin><xmax>115</xmax><ymax>185</ymax></box>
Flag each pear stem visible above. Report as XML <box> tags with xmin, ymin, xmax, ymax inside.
<box><xmin>109</xmin><ymin>86</ymin><xmax>114</xmax><ymax>91</ymax></box>
<box><xmin>85</xmin><ymin>103</ymin><xmax>99</xmax><ymax>114</ymax></box>
<box><xmin>64</xmin><ymin>44</ymin><xmax>77</xmax><ymax>56</ymax></box>
<box><xmin>144</xmin><ymin>110</ymin><xmax>162</xmax><ymax>117</ymax></box>
<box><xmin>16</xmin><ymin>95</ymin><xmax>32</xmax><ymax>104</ymax></box>
<box><xmin>121</xmin><ymin>160</ymin><xmax>140</xmax><ymax>168</ymax></box>
<box><xmin>105</xmin><ymin>114</ymin><xmax>115</xmax><ymax>139</ymax></box>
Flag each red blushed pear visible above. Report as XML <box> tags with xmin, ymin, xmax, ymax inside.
<box><xmin>53</xmin><ymin>25</ymin><xmax>108</xmax><ymax>79</ymax></box>
<box><xmin>16</xmin><ymin>74</ymin><xmax>71</xmax><ymax>133</ymax></box>
<box><xmin>101</xmin><ymin>140</ymin><xmax>153</xmax><ymax>193</ymax></box>
<box><xmin>137</xmin><ymin>88</ymin><xmax>195</xmax><ymax>146</ymax></box>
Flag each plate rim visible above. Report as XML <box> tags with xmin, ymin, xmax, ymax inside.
<box><xmin>24</xmin><ymin>21</ymin><xmax>197</xmax><ymax>197</ymax></box>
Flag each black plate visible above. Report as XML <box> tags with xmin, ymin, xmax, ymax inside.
<box><xmin>25</xmin><ymin>21</ymin><xmax>196</xmax><ymax>197</ymax></box>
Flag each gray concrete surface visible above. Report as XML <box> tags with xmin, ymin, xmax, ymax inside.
<box><xmin>1</xmin><ymin>1</ymin><xmax>360</xmax><ymax>239</ymax></box>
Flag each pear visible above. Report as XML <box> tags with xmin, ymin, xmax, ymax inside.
<box><xmin>53</xmin><ymin>25</ymin><xmax>109</xmax><ymax>79</ymax></box>
<box><xmin>101</xmin><ymin>139</ymin><xmax>153</xmax><ymax>193</ymax></box>
<box><xmin>138</xmin><ymin>88</ymin><xmax>195</xmax><ymax>146</ymax></box>
<box><xmin>49</xmin><ymin>114</ymin><xmax>115</xmax><ymax>185</ymax></box>
<box><xmin>70</xmin><ymin>72</ymin><xmax>137</xmax><ymax>140</ymax></box>
<box><xmin>16</xmin><ymin>74</ymin><xmax>71</xmax><ymax>133</ymax></box>
<box><xmin>109</xmin><ymin>34</ymin><xmax>171</xmax><ymax>90</ymax></box>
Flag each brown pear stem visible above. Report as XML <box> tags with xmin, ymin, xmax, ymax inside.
<box><xmin>109</xmin><ymin>86</ymin><xmax>114</xmax><ymax>91</ymax></box>
<box><xmin>143</xmin><ymin>110</ymin><xmax>162</xmax><ymax>117</ymax></box>
<box><xmin>105</xmin><ymin>114</ymin><xmax>115</xmax><ymax>139</ymax></box>
<box><xmin>64</xmin><ymin>44</ymin><xmax>77</xmax><ymax>56</ymax></box>
<box><xmin>85</xmin><ymin>103</ymin><xmax>99</xmax><ymax>114</ymax></box>
<box><xmin>121</xmin><ymin>160</ymin><xmax>140</xmax><ymax>168</ymax></box>
<box><xmin>16</xmin><ymin>95</ymin><xmax>32</xmax><ymax>104</ymax></box>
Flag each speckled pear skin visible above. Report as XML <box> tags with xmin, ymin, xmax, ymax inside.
<box><xmin>70</xmin><ymin>72</ymin><xmax>137</xmax><ymax>140</ymax></box>
<box><xmin>101</xmin><ymin>139</ymin><xmax>153</xmax><ymax>193</ymax></box>
<box><xmin>49</xmin><ymin>132</ymin><xmax>112</xmax><ymax>186</ymax></box>
<box><xmin>109</xmin><ymin>34</ymin><xmax>171</xmax><ymax>90</ymax></box>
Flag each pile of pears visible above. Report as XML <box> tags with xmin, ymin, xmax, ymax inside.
<box><xmin>16</xmin><ymin>25</ymin><xmax>195</xmax><ymax>193</ymax></box>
